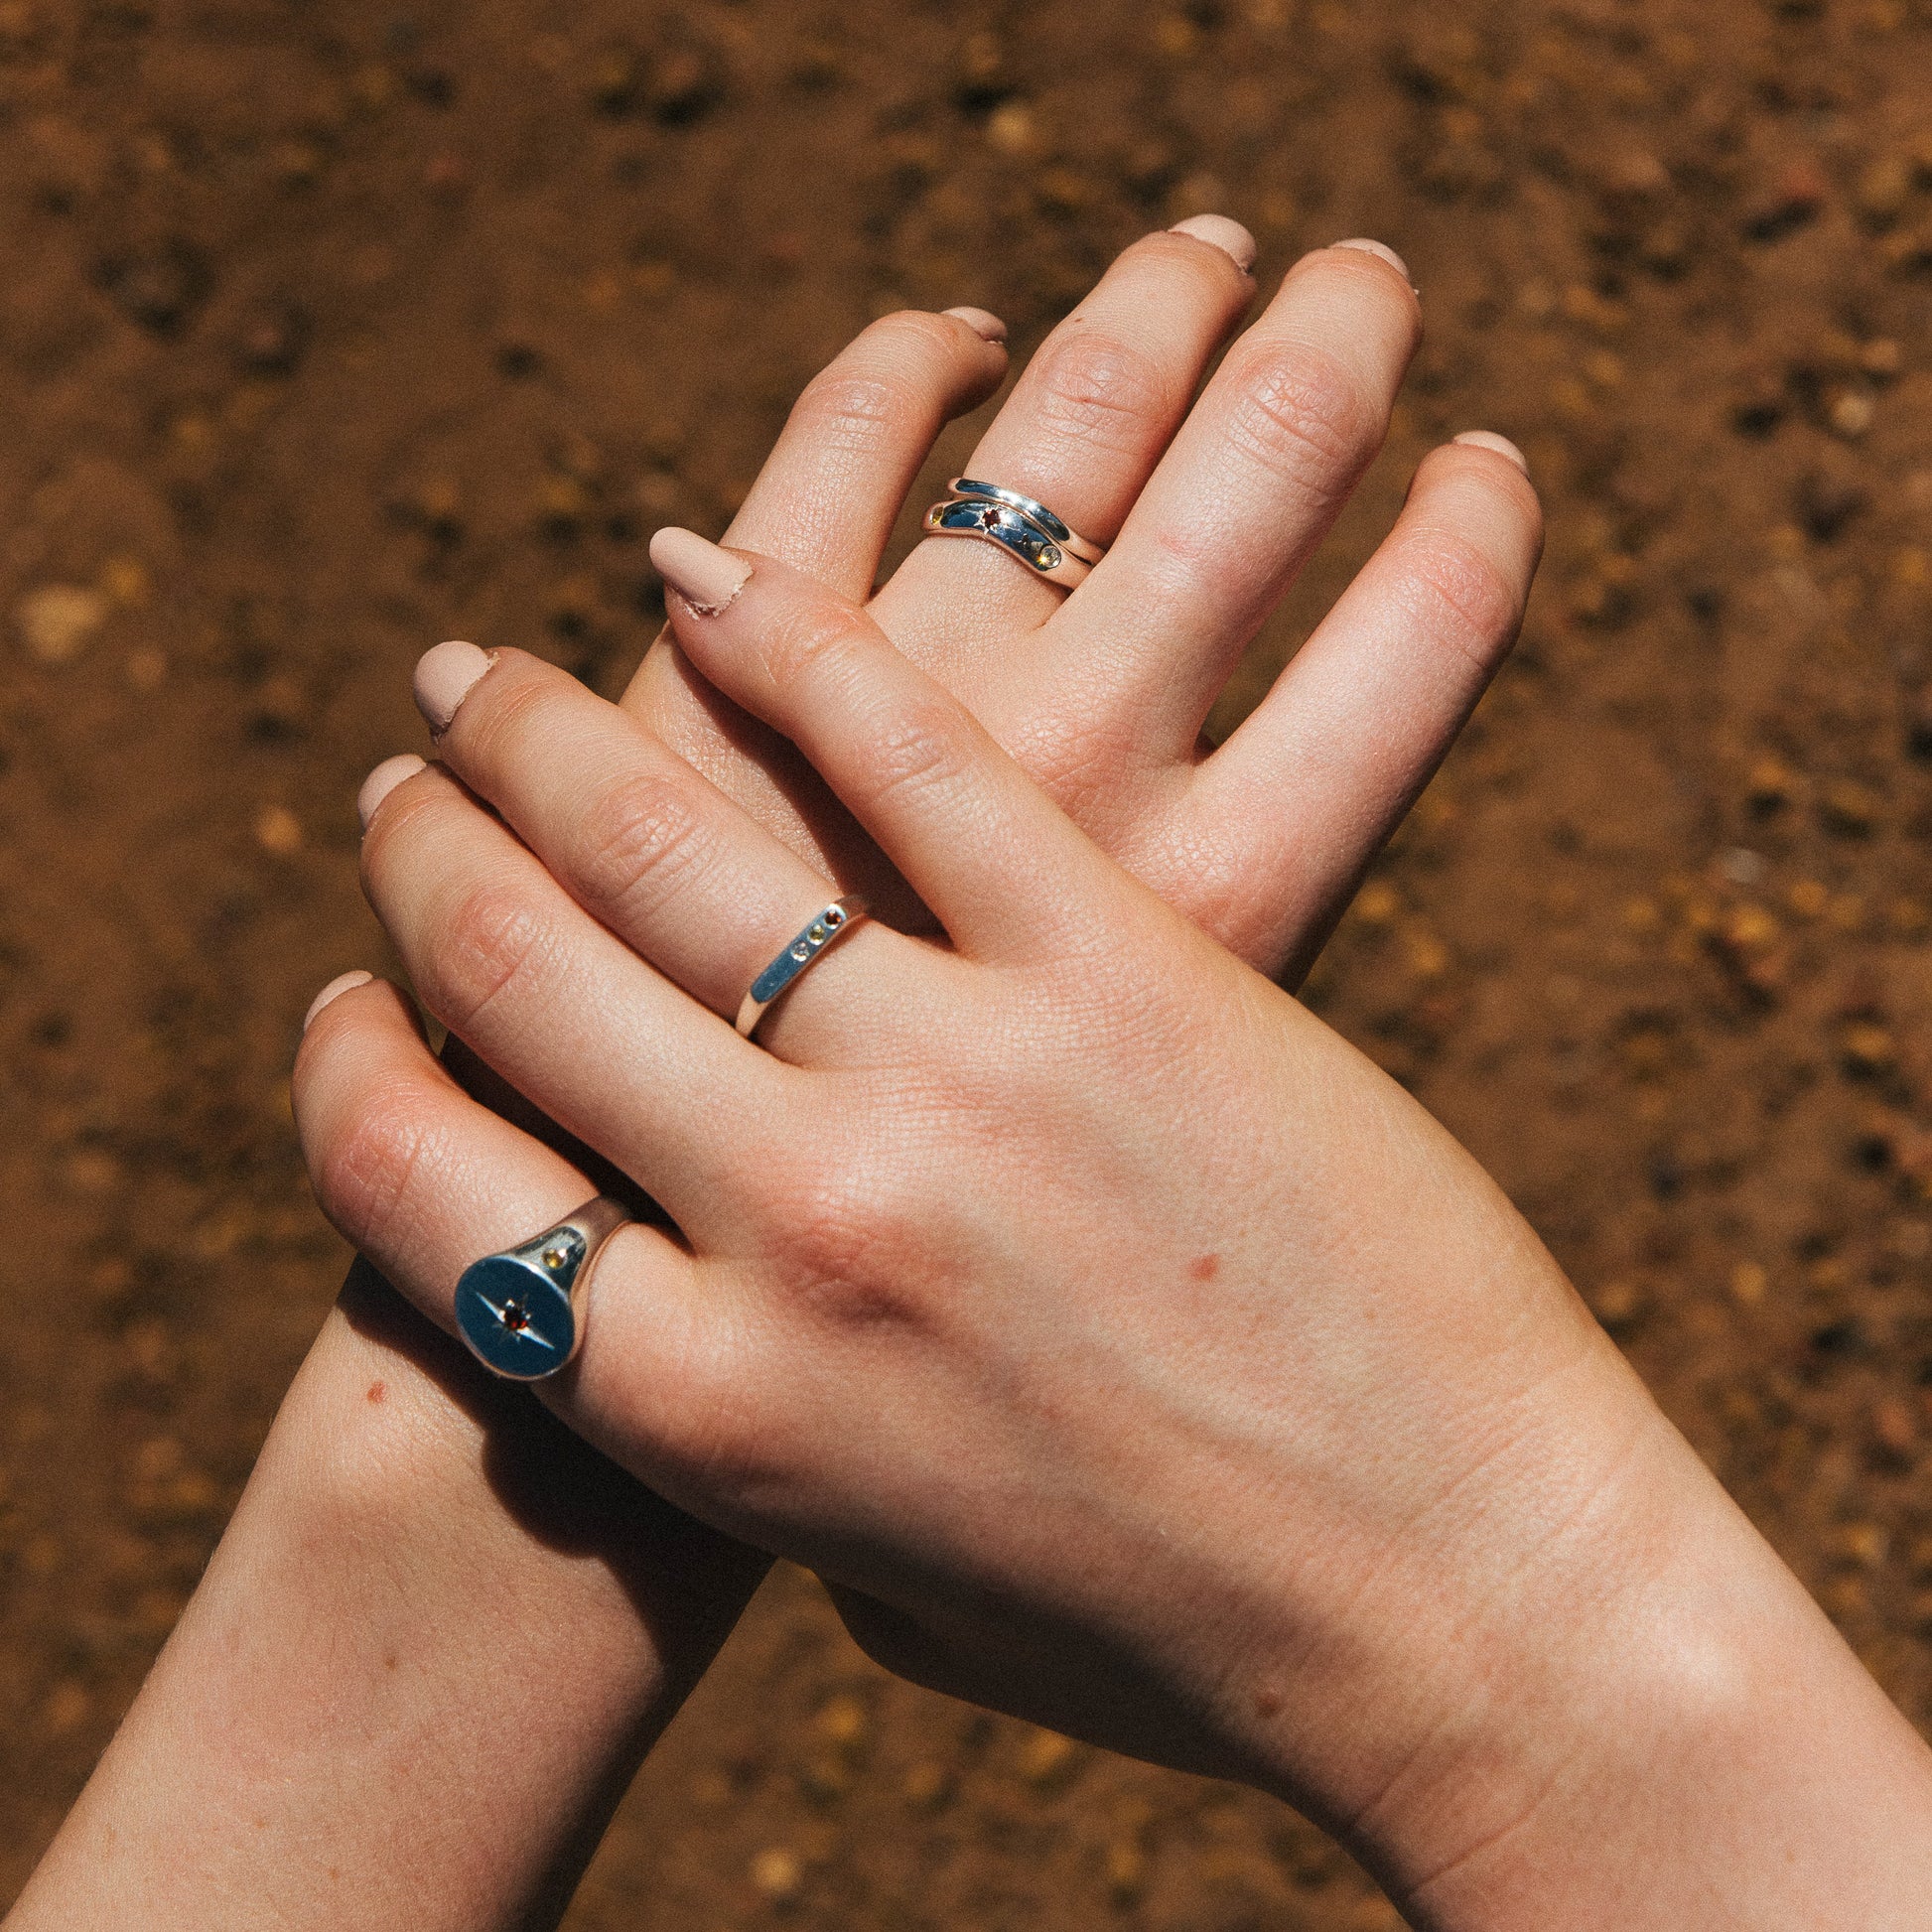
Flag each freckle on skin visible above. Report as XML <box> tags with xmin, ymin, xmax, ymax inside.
<box><xmin>366</xmin><ymin>1380</ymin><xmax>385</xmax><ymax>1404</ymax></box>
<box><xmin>1254</xmin><ymin>1686</ymin><xmax>1284</xmax><ymax>1719</ymax></box>
<box><xmin>1190</xmin><ymin>1254</ymin><xmax>1220</xmax><ymax>1282</ymax></box>
<box><xmin>383</xmin><ymin>1652</ymin><xmax>398</xmax><ymax>1671</ymax></box>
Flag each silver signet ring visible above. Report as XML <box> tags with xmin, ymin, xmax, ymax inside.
<box><xmin>455</xmin><ymin>1195</ymin><xmax>630</xmax><ymax>1382</ymax></box>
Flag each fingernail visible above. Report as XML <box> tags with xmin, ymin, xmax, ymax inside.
<box><xmin>1169</xmin><ymin>213</ymin><xmax>1259</xmax><ymax>272</ymax></box>
<box><xmin>944</xmin><ymin>305</ymin><xmax>1008</xmax><ymax>344</ymax></box>
<box><xmin>1453</xmin><ymin>430</ymin><xmax>1530</xmax><ymax>475</ymax></box>
<box><xmin>1333</xmin><ymin>237</ymin><xmax>1413</xmax><ymax>284</ymax></box>
<box><xmin>413</xmin><ymin>639</ymin><xmax>493</xmax><ymax>735</ymax></box>
<box><xmin>357</xmin><ymin>754</ymin><xmax>426</xmax><ymax>832</ymax></box>
<box><xmin>649</xmin><ymin>527</ymin><xmax>753</xmax><ymax>617</ymax></box>
<box><xmin>304</xmin><ymin>969</ymin><xmax>373</xmax><ymax>1032</ymax></box>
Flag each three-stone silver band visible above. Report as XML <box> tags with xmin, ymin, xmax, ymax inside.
<box><xmin>921</xmin><ymin>478</ymin><xmax>1102</xmax><ymax>589</ymax></box>
<box><xmin>455</xmin><ymin>1195</ymin><xmax>631</xmax><ymax>1382</ymax></box>
<box><xmin>945</xmin><ymin>478</ymin><xmax>1105</xmax><ymax>562</ymax></box>
<box><xmin>736</xmin><ymin>896</ymin><xmax>869</xmax><ymax>1040</ymax></box>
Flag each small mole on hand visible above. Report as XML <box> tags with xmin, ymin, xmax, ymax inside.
<box><xmin>1189</xmin><ymin>1254</ymin><xmax>1220</xmax><ymax>1282</ymax></box>
<box><xmin>365</xmin><ymin>1380</ymin><xmax>386</xmax><ymax>1404</ymax></box>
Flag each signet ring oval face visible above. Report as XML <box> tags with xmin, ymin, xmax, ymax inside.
<box><xmin>454</xmin><ymin>1196</ymin><xmax>631</xmax><ymax>1382</ymax></box>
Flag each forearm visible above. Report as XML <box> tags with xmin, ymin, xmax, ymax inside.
<box><xmin>8</xmin><ymin>1263</ymin><xmax>767</xmax><ymax>1932</ymax></box>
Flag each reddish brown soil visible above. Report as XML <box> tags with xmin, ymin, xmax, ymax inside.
<box><xmin>4</xmin><ymin>2</ymin><xmax>1932</xmax><ymax>1925</ymax></box>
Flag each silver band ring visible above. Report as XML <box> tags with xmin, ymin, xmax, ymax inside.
<box><xmin>945</xmin><ymin>478</ymin><xmax>1105</xmax><ymax>563</ymax></box>
<box><xmin>455</xmin><ymin>1195</ymin><xmax>630</xmax><ymax>1382</ymax></box>
<box><xmin>922</xmin><ymin>497</ymin><xmax>1094</xmax><ymax>588</ymax></box>
<box><xmin>736</xmin><ymin>896</ymin><xmax>868</xmax><ymax>1040</ymax></box>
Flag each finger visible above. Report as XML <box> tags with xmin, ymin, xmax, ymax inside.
<box><xmin>355</xmin><ymin>756</ymin><xmax>783</xmax><ymax>1230</ymax></box>
<box><xmin>617</xmin><ymin>310</ymin><xmax>1007</xmax><ymax>855</ymax></box>
<box><xmin>718</xmin><ymin>308</ymin><xmax>1008</xmax><ymax>599</ymax></box>
<box><xmin>1180</xmin><ymin>436</ymin><xmax>1542</xmax><ymax>977</ymax></box>
<box><xmin>652</xmin><ymin>532</ymin><xmax>1102</xmax><ymax>960</ymax></box>
<box><xmin>1058</xmin><ymin>240</ymin><xmax>1423</xmax><ymax>753</ymax></box>
<box><xmin>292</xmin><ymin>973</ymin><xmax>733</xmax><ymax>1466</ymax></box>
<box><xmin>413</xmin><ymin>641</ymin><xmax>859</xmax><ymax>1020</ymax></box>
<box><xmin>877</xmin><ymin>219</ymin><xmax>1257</xmax><ymax>634</ymax></box>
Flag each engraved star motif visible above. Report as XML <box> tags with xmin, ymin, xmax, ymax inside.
<box><xmin>485</xmin><ymin>1295</ymin><xmax>559</xmax><ymax>1352</ymax></box>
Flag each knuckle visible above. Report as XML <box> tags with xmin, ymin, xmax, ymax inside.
<box><xmin>310</xmin><ymin>1071</ymin><xmax>441</xmax><ymax>1258</ymax></box>
<box><xmin>776</xmin><ymin>1168</ymin><xmax>929</xmax><ymax>1334</ymax></box>
<box><xmin>418</xmin><ymin>881</ymin><xmax>554</xmax><ymax>1037</ymax></box>
<box><xmin>1222</xmin><ymin>338</ymin><xmax>1376</xmax><ymax>490</ymax></box>
<box><xmin>863</xmin><ymin>698</ymin><xmax>974</xmax><ymax>812</ymax></box>
<box><xmin>866</xmin><ymin>306</ymin><xmax>981</xmax><ymax>370</ymax></box>
<box><xmin>573</xmin><ymin>769</ymin><xmax>716</xmax><ymax>925</ymax></box>
<box><xmin>757</xmin><ymin>597</ymin><xmax>869</xmax><ymax>689</ymax></box>
<box><xmin>1402</xmin><ymin>526</ymin><xmax>1527</xmax><ymax>673</ymax></box>
<box><xmin>1027</xmin><ymin>327</ymin><xmax>1173</xmax><ymax>453</ymax></box>
<box><xmin>788</xmin><ymin>365</ymin><xmax>929</xmax><ymax>457</ymax></box>
<box><xmin>459</xmin><ymin>664</ymin><xmax>555</xmax><ymax>769</ymax></box>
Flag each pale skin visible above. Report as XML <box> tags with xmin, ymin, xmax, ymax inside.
<box><xmin>11</xmin><ymin>222</ymin><xmax>1558</xmax><ymax>1928</ymax></box>
<box><xmin>324</xmin><ymin>538</ymin><xmax>1932</xmax><ymax>1925</ymax></box>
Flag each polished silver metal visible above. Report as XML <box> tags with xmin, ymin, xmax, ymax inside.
<box><xmin>735</xmin><ymin>896</ymin><xmax>868</xmax><ymax>1039</ymax></box>
<box><xmin>455</xmin><ymin>1195</ymin><xmax>630</xmax><ymax>1382</ymax></box>
<box><xmin>945</xmin><ymin>477</ymin><xmax>1105</xmax><ymax>563</ymax></box>
<box><xmin>922</xmin><ymin>496</ymin><xmax>1094</xmax><ymax>589</ymax></box>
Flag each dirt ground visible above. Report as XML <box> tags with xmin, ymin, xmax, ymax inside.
<box><xmin>4</xmin><ymin>0</ymin><xmax>1932</xmax><ymax>1923</ymax></box>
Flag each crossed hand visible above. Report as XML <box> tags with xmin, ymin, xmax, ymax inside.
<box><xmin>24</xmin><ymin>219</ymin><xmax>1923</xmax><ymax>1932</ymax></box>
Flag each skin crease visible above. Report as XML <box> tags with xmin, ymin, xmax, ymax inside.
<box><xmin>10</xmin><ymin>228</ymin><xmax>1554</xmax><ymax>1932</ymax></box>
<box><xmin>306</xmin><ymin>546</ymin><xmax>1932</xmax><ymax>1929</ymax></box>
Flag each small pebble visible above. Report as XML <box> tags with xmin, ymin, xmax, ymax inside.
<box><xmin>255</xmin><ymin>805</ymin><xmax>303</xmax><ymax>856</ymax></box>
<box><xmin>1588</xmin><ymin>1279</ymin><xmax>1646</xmax><ymax>1327</ymax></box>
<box><xmin>17</xmin><ymin>583</ymin><xmax>107</xmax><ymax>663</ymax></box>
<box><xmin>814</xmin><ymin>1693</ymin><xmax>867</xmax><ymax>1745</ymax></box>
<box><xmin>1872</xmin><ymin>1395</ymin><xmax>1918</xmax><ymax>1459</ymax></box>
<box><xmin>41</xmin><ymin>1681</ymin><xmax>89</xmax><ymax>1737</ymax></box>
<box><xmin>1840</xmin><ymin>1022</ymin><xmax>1896</xmax><ymax>1076</ymax></box>
<box><xmin>749</xmin><ymin>1847</ymin><xmax>801</xmax><ymax>1898</ymax></box>
<box><xmin>1018</xmin><ymin>1726</ymin><xmax>1080</xmax><ymax>1788</ymax></box>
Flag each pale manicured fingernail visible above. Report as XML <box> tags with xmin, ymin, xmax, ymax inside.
<box><xmin>944</xmin><ymin>305</ymin><xmax>1008</xmax><ymax>344</ymax></box>
<box><xmin>1453</xmin><ymin>430</ymin><xmax>1529</xmax><ymax>475</ymax></box>
<box><xmin>1169</xmin><ymin>213</ymin><xmax>1258</xmax><ymax>271</ymax></box>
<box><xmin>357</xmin><ymin>754</ymin><xmax>426</xmax><ymax>832</ymax></box>
<box><xmin>304</xmin><ymin>969</ymin><xmax>373</xmax><ymax>1033</ymax></box>
<box><xmin>1333</xmin><ymin>237</ymin><xmax>1413</xmax><ymax>283</ymax></box>
<box><xmin>649</xmin><ymin>527</ymin><xmax>753</xmax><ymax>616</ymax></box>
<box><xmin>413</xmin><ymin>639</ymin><xmax>493</xmax><ymax>735</ymax></box>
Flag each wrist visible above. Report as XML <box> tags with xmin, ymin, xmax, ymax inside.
<box><xmin>1291</xmin><ymin>1356</ymin><xmax>1932</xmax><ymax>1927</ymax></box>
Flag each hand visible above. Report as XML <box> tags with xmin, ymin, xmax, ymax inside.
<box><xmin>19</xmin><ymin>222</ymin><xmax>1544</xmax><ymax>1932</ymax></box>
<box><xmin>301</xmin><ymin>540</ymin><xmax>1932</xmax><ymax>1926</ymax></box>
<box><xmin>475</xmin><ymin>226</ymin><xmax>1536</xmax><ymax>987</ymax></box>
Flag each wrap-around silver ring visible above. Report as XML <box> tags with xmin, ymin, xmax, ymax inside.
<box><xmin>945</xmin><ymin>478</ymin><xmax>1105</xmax><ymax>561</ymax></box>
<box><xmin>922</xmin><ymin>477</ymin><xmax>1102</xmax><ymax>589</ymax></box>
<box><xmin>455</xmin><ymin>1195</ymin><xmax>631</xmax><ymax>1382</ymax></box>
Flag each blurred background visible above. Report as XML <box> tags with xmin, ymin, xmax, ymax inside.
<box><xmin>3</xmin><ymin>0</ymin><xmax>1932</xmax><ymax>1923</ymax></box>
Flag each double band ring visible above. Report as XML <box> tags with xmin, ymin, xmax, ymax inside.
<box><xmin>922</xmin><ymin>477</ymin><xmax>1103</xmax><ymax>589</ymax></box>
<box><xmin>456</xmin><ymin>1195</ymin><xmax>631</xmax><ymax>1381</ymax></box>
<box><xmin>736</xmin><ymin>896</ymin><xmax>868</xmax><ymax>1040</ymax></box>
<box><xmin>946</xmin><ymin>479</ymin><xmax>1105</xmax><ymax>562</ymax></box>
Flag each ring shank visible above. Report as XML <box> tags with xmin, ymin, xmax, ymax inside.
<box><xmin>736</xmin><ymin>897</ymin><xmax>868</xmax><ymax>1039</ymax></box>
